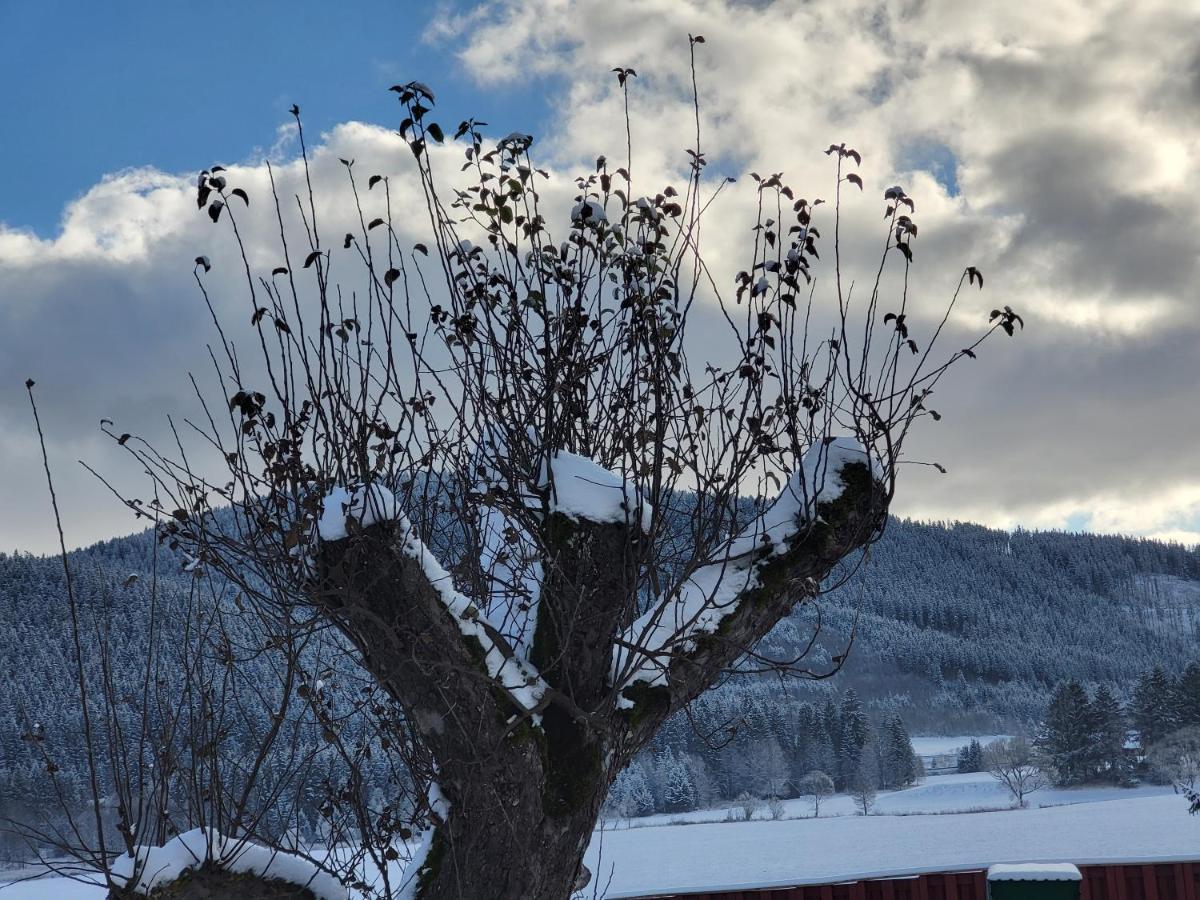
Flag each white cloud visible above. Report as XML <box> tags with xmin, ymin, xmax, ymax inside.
<box><xmin>438</xmin><ymin>0</ymin><xmax>1200</xmax><ymax>543</ymax></box>
<box><xmin>4</xmin><ymin>0</ymin><xmax>1200</xmax><ymax>553</ymax></box>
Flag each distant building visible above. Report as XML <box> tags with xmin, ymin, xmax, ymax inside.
<box><xmin>919</xmin><ymin>750</ymin><xmax>960</xmax><ymax>775</ymax></box>
<box><xmin>1124</xmin><ymin>730</ymin><xmax>1144</xmax><ymax>764</ymax></box>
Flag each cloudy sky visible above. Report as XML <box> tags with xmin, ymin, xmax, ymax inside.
<box><xmin>2</xmin><ymin>0</ymin><xmax>1198</xmax><ymax>553</ymax></box>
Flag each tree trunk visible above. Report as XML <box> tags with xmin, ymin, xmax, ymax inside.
<box><xmin>313</xmin><ymin>463</ymin><xmax>885</xmax><ymax>900</ymax></box>
<box><xmin>416</xmin><ymin>767</ymin><xmax>602</xmax><ymax>900</ymax></box>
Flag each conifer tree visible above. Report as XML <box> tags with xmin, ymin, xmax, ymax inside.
<box><xmin>956</xmin><ymin>738</ymin><xmax>985</xmax><ymax>773</ymax></box>
<box><xmin>1090</xmin><ymin>684</ymin><xmax>1129</xmax><ymax>783</ymax></box>
<box><xmin>1132</xmin><ymin>666</ymin><xmax>1179</xmax><ymax>747</ymax></box>
<box><xmin>1038</xmin><ymin>679</ymin><xmax>1095</xmax><ymax>785</ymax></box>
<box><xmin>838</xmin><ymin>690</ymin><xmax>870</xmax><ymax>790</ymax></box>
<box><xmin>663</xmin><ymin>755</ymin><xmax>698</xmax><ymax>813</ymax></box>
<box><xmin>1177</xmin><ymin>663</ymin><xmax>1200</xmax><ymax>728</ymax></box>
<box><xmin>878</xmin><ymin>715</ymin><xmax>920</xmax><ymax>789</ymax></box>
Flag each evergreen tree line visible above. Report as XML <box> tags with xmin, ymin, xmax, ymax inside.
<box><xmin>604</xmin><ymin>689</ymin><xmax>921</xmax><ymax>817</ymax></box>
<box><xmin>955</xmin><ymin>738</ymin><xmax>986</xmax><ymax>773</ymax></box>
<box><xmin>1035</xmin><ymin>662</ymin><xmax>1200</xmax><ymax>787</ymax></box>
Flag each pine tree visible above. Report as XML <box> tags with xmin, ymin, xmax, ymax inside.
<box><xmin>1177</xmin><ymin>663</ymin><xmax>1200</xmax><ymax>729</ymax></box>
<box><xmin>822</xmin><ymin>697</ymin><xmax>843</xmax><ymax>784</ymax></box>
<box><xmin>1132</xmin><ymin>666</ymin><xmax>1179</xmax><ymax>747</ymax></box>
<box><xmin>837</xmin><ymin>690</ymin><xmax>870</xmax><ymax>790</ymax></box>
<box><xmin>1038</xmin><ymin>679</ymin><xmax>1095</xmax><ymax>785</ymax></box>
<box><xmin>1089</xmin><ymin>685</ymin><xmax>1128</xmax><ymax>784</ymax></box>
<box><xmin>970</xmin><ymin>739</ymin><xmax>986</xmax><ymax>772</ymax></box>
<box><xmin>878</xmin><ymin>715</ymin><xmax>920</xmax><ymax>789</ymax></box>
<box><xmin>662</xmin><ymin>754</ymin><xmax>697</xmax><ymax>813</ymax></box>
<box><xmin>607</xmin><ymin>763</ymin><xmax>654</xmax><ymax>818</ymax></box>
<box><xmin>956</xmin><ymin>738</ymin><xmax>985</xmax><ymax>773</ymax></box>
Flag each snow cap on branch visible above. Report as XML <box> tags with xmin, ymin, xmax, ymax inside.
<box><xmin>397</xmin><ymin>782</ymin><xmax>451</xmax><ymax>900</ymax></box>
<box><xmin>613</xmin><ymin>437</ymin><xmax>874</xmax><ymax>705</ymax></box>
<box><xmin>543</xmin><ymin>451</ymin><xmax>652</xmax><ymax>531</ymax></box>
<box><xmin>110</xmin><ymin>828</ymin><xmax>346</xmax><ymax>899</ymax></box>
<box><xmin>317</xmin><ymin>483</ymin><xmax>401</xmax><ymax>542</ymax></box>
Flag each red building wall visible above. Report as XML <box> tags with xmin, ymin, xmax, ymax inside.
<box><xmin>635</xmin><ymin>861</ymin><xmax>1200</xmax><ymax>900</ymax></box>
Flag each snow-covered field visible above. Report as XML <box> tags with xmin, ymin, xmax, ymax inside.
<box><xmin>909</xmin><ymin>735</ymin><xmax>1009</xmax><ymax>756</ymax></box>
<box><xmin>603</xmin><ymin>771</ymin><xmax>1173</xmax><ymax>827</ymax></box>
<box><xmin>588</xmin><ymin>792</ymin><xmax>1200</xmax><ymax>897</ymax></box>
<box><xmin>3</xmin><ymin>776</ymin><xmax>1193</xmax><ymax>899</ymax></box>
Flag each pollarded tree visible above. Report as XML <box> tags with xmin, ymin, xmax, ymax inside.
<box><xmin>102</xmin><ymin>43</ymin><xmax>1016</xmax><ymax>900</ymax></box>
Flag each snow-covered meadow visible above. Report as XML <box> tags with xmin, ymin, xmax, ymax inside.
<box><xmin>4</xmin><ymin>773</ymin><xmax>1192</xmax><ymax>899</ymax></box>
<box><xmin>602</xmin><ymin>771</ymin><xmax>1176</xmax><ymax>828</ymax></box>
<box><xmin>586</xmin><ymin>788</ymin><xmax>1196</xmax><ymax>898</ymax></box>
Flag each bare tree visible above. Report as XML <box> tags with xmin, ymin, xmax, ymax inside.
<box><xmin>90</xmin><ymin>41</ymin><xmax>1015</xmax><ymax>900</ymax></box>
<box><xmin>986</xmin><ymin>737</ymin><xmax>1048</xmax><ymax>809</ymax></box>
<box><xmin>850</xmin><ymin>756</ymin><xmax>878</xmax><ymax>816</ymax></box>
<box><xmin>15</xmin><ymin>387</ymin><xmax>411</xmax><ymax>898</ymax></box>
<box><xmin>797</xmin><ymin>770</ymin><xmax>835</xmax><ymax>819</ymax></box>
<box><xmin>733</xmin><ymin>792</ymin><xmax>764</xmax><ymax>822</ymax></box>
<box><xmin>1147</xmin><ymin>727</ymin><xmax>1200</xmax><ymax>795</ymax></box>
<box><xmin>766</xmin><ymin>796</ymin><xmax>786</xmax><ymax>821</ymax></box>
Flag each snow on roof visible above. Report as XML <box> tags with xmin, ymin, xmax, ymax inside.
<box><xmin>110</xmin><ymin>828</ymin><xmax>345</xmax><ymax>899</ymax></box>
<box><xmin>988</xmin><ymin>863</ymin><xmax>1082</xmax><ymax>881</ymax></box>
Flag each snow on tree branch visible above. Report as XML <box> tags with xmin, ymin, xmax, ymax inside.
<box><xmin>613</xmin><ymin>438</ymin><xmax>873</xmax><ymax>704</ymax></box>
<box><xmin>543</xmin><ymin>451</ymin><xmax>652</xmax><ymax>531</ymax></box>
<box><xmin>110</xmin><ymin>828</ymin><xmax>346</xmax><ymax>900</ymax></box>
<box><xmin>320</xmin><ymin>484</ymin><xmax>549</xmax><ymax>716</ymax></box>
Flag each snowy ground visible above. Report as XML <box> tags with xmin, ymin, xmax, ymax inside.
<box><xmin>2</xmin><ymin>776</ymin><xmax>1193</xmax><ymax>899</ymax></box>
<box><xmin>588</xmin><ymin>792</ymin><xmax>1200</xmax><ymax>897</ymax></box>
<box><xmin>603</xmin><ymin>771</ymin><xmax>1174</xmax><ymax>827</ymax></box>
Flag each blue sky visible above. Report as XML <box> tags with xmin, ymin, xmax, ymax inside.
<box><xmin>0</xmin><ymin>0</ymin><xmax>551</xmax><ymax>236</ymax></box>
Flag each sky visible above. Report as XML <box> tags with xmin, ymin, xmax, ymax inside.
<box><xmin>2</xmin><ymin>0</ymin><xmax>1199</xmax><ymax>554</ymax></box>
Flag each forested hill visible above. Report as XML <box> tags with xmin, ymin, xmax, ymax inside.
<box><xmin>794</xmin><ymin>520</ymin><xmax>1200</xmax><ymax>730</ymax></box>
<box><xmin>3</xmin><ymin>517</ymin><xmax>1197</xmax><ymax>744</ymax></box>
<box><xmin>1</xmin><ymin>517</ymin><xmax>1197</xmax><ymax>844</ymax></box>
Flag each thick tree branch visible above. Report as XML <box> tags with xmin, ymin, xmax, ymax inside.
<box><xmin>621</xmin><ymin>462</ymin><xmax>886</xmax><ymax>748</ymax></box>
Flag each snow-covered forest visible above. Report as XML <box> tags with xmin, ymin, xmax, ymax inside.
<box><xmin>3</xmin><ymin>515</ymin><xmax>1196</xmax><ymax>859</ymax></box>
